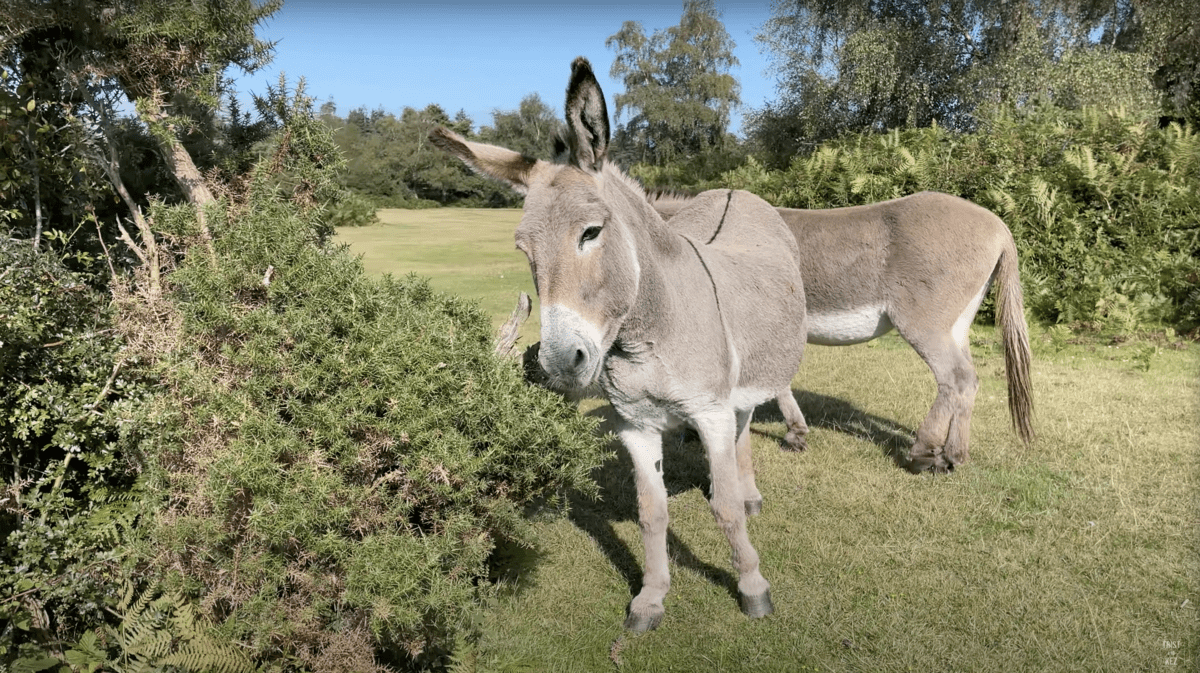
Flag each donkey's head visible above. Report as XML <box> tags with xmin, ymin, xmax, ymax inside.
<box><xmin>431</xmin><ymin>58</ymin><xmax>644</xmax><ymax>390</ymax></box>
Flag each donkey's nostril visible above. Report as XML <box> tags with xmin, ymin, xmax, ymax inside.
<box><xmin>573</xmin><ymin>348</ymin><xmax>587</xmax><ymax>370</ymax></box>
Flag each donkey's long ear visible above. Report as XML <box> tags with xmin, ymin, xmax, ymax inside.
<box><xmin>429</xmin><ymin>126</ymin><xmax>538</xmax><ymax>194</ymax></box>
<box><xmin>564</xmin><ymin>57</ymin><xmax>609</xmax><ymax>172</ymax></box>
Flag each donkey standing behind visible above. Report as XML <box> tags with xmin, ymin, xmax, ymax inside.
<box><xmin>432</xmin><ymin>58</ymin><xmax>806</xmax><ymax>632</ymax></box>
<box><xmin>652</xmin><ymin>192</ymin><xmax>1035</xmax><ymax>473</ymax></box>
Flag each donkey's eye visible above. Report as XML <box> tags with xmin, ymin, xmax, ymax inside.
<box><xmin>580</xmin><ymin>225</ymin><xmax>603</xmax><ymax>248</ymax></box>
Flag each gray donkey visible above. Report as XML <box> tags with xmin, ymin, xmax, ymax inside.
<box><xmin>651</xmin><ymin>191</ymin><xmax>1035</xmax><ymax>473</ymax></box>
<box><xmin>432</xmin><ymin>58</ymin><xmax>806</xmax><ymax>632</ymax></box>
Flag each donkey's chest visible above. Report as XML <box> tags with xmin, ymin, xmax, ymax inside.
<box><xmin>600</xmin><ymin>343</ymin><xmax>776</xmax><ymax>432</ymax></box>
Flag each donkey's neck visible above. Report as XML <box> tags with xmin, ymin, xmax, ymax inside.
<box><xmin>601</xmin><ymin>169</ymin><xmax>729</xmax><ymax>371</ymax></box>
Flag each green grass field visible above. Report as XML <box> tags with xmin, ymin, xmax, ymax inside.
<box><xmin>338</xmin><ymin>210</ymin><xmax>1199</xmax><ymax>673</ymax></box>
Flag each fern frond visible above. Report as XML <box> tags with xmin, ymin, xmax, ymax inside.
<box><xmin>161</xmin><ymin>643</ymin><xmax>256</xmax><ymax>673</ymax></box>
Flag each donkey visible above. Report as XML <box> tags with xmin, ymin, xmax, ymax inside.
<box><xmin>431</xmin><ymin>58</ymin><xmax>807</xmax><ymax>632</ymax></box>
<box><xmin>651</xmin><ymin>192</ymin><xmax>1035</xmax><ymax>473</ymax></box>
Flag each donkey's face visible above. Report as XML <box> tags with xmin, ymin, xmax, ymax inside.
<box><xmin>515</xmin><ymin>167</ymin><xmax>640</xmax><ymax>388</ymax></box>
<box><xmin>431</xmin><ymin>57</ymin><xmax>638</xmax><ymax>389</ymax></box>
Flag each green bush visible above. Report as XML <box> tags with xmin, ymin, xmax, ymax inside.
<box><xmin>324</xmin><ymin>188</ymin><xmax>380</xmax><ymax>227</ymax></box>
<box><xmin>123</xmin><ymin>192</ymin><xmax>607</xmax><ymax>670</ymax></box>
<box><xmin>719</xmin><ymin>105</ymin><xmax>1200</xmax><ymax>332</ymax></box>
<box><xmin>0</xmin><ymin>238</ymin><xmax>145</xmax><ymax>667</ymax></box>
<box><xmin>2</xmin><ymin>76</ymin><xmax>608</xmax><ymax>673</ymax></box>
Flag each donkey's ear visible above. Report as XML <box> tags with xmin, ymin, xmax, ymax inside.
<box><xmin>429</xmin><ymin>126</ymin><xmax>538</xmax><ymax>194</ymax></box>
<box><xmin>552</xmin><ymin>130</ymin><xmax>569</xmax><ymax>162</ymax></box>
<box><xmin>564</xmin><ymin>57</ymin><xmax>609</xmax><ymax>172</ymax></box>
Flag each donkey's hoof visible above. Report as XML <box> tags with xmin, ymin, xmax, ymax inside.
<box><xmin>903</xmin><ymin>445</ymin><xmax>939</xmax><ymax>473</ymax></box>
<box><xmin>745</xmin><ymin>498</ymin><xmax>763</xmax><ymax>517</ymax></box>
<box><xmin>782</xmin><ymin>431</ymin><xmax>808</xmax><ymax>452</ymax></box>
<box><xmin>624</xmin><ymin>605</ymin><xmax>664</xmax><ymax>633</ymax></box>
<box><xmin>739</xmin><ymin>589</ymin><xmax>774</xmax><ymax>619</ymax></box>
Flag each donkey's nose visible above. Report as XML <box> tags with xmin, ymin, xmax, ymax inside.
<box><xmin>539</xmin><ymin>304</ymin><xmax>602</xmax><ymax>387</ymax></box>
<box><xmin>539</xmin><ymin>335</ymin><xmax>594</xmax><ymax>379</ymax></box>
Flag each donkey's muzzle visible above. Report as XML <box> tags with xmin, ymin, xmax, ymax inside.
<box><xmin>539</xmin><ymin>304</ymin><xmax>603</xmax><ymax>388</ymax></box>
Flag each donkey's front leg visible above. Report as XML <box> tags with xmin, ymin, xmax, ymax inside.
<box><xmin>696</xmin><ymin>409</ymin><xmax>774</xmax><ymax>618</ymax></box>
<box><xmin>735</xmin><ymin>409</ymin><xmax>764</xmax><ymax>516</ymax></box>
<box><xmin>619</xmin><ymin>424</ymin><xmax>670</xmax><ymax>632</ymax></box>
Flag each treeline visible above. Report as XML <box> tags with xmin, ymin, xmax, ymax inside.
<box><xmin>321</xmin><ymin>94</ymin><xmax>564</xmax><ymax>209</ymax></box>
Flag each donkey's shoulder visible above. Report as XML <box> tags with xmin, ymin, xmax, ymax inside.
<box><xmin>670</xmin><ymin>189</ymin><xmax>793</xmax><ymax>251</ymax></box>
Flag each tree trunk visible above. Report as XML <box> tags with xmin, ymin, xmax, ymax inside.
<box><xmin>70</xmin><ymin>78</ymin><xmax>164</xmax><ymax>298</ymax></box>
<box><xmin>160</xmin><ymin>131</ymin><xmax>216</xmax><ymax>206</ymax></box>
<box><xmin>137</xmin><ymin>89</ymin><xmax>217</xmax><ymax>264</ymax></box>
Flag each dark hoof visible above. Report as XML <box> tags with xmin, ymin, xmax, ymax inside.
<box><xmin>903</xmin><ymin>450</ymin><xmax>955</xmax><ymax>474</ymax></box>
<box><xmin>745</xmin><ymin>498</ymin><xmax>763</xmax><ymax>517</ymax></box>
<box><xmin>624</xmin><ymin>606</ymin><xmax>664</xmax><ymax>633</ymax></box>
<box><xmin>782</xmin><ymin>431</ymin><xmax>808</xmax><ymax>452</ymax></box>
<box><xmin>739</xmin><ymin>589</ymin><xmax>774</xmax><ymax>619</ymax></box>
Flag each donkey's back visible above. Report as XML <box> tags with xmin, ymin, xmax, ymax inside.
<box><xmin>671</xmin><ymin>189</ymin><xmax>806</xmax><ymax>399</ymax></box>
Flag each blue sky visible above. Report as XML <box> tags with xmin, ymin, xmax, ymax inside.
<box><xmin>233</xmin><ymin>0</ymin><xmax>780</xmax><ymax>137</ymax></box>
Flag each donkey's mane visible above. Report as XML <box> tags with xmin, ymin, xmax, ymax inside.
<box><xmin>646</xmin><ymin>188</ymin><xmax>698</xmax><ymax>203</ymax></box>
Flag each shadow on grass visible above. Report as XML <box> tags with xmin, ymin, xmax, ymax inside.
<box><xmin>756</xmin><ymin>389</ymin><xmax>916</xmax><ymax>465</ymax></box>
<box><xmin>566</xmin><ymin>404</ymin><xmax>740</xmax><ymax>605</ymax></box>
<box><xmin>563</xmin><ymin>391</ymin><xmax>917</xmax><ymax>606</ymax></box>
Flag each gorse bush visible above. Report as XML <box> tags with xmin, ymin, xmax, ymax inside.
<box><xmin>714</xmin><ymin>105</ymin><xmax>1200</xmax><ymax>332</ymax></box>
<box><xmin>117</xmin><ymin>126</ymin><xmax>608</xmax><ymax>670</ymax></box>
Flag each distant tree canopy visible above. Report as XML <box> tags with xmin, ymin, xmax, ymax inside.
<box><xmin>605</xmin><ymin>0</ymin><xmax>740</xmax><ymax>167</ymax></box>
<box><xmin>477</xmin><ymin>93</ymin><xmax>563</xmax><ymax>160</ymax></box>
<box><xmin>325</xmin><ymin>96</ymin><xmax>564</xmax><ymax>208</ymax></box>
<box><xmin>749</xmin><ymin>0</ymin><xmax>1196</xmax><ymax>166</ymax></box>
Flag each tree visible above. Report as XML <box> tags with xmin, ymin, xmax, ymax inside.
<box><xmin>751</xmin><ymin>0</ymin><xmax>1168</xmax><ymax>164</ymax></box>
<box><xmin>2</xmin><ymin>0</ymin><xmax>282</xmax><ymax>274</ymax></box>
<box><xmin>1139</xmin><ymin>0</ymin><xmax>1200</xmax><ymax>123</ymax></box>
<box><xmin>478</xmin><ymin>93</ymin><xmax>562</xmax><ymax>160</ymax></box>
<box><xmin>606</xmin><ymin>0</ymin><xmax>740</xmax><ymax>167</ymax></box>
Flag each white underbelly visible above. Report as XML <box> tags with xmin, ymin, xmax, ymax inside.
<box><xmin>807</xmin><ymin>305</ymin><xmax>894</xmax><ymax>345</ymax></box>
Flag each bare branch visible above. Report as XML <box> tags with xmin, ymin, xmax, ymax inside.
<box><xmin>115</xmin><ymin>216</ymin><xmax>149</xmax><ymax>267</ymax></box>
<box><xmin>494</xmin><ymin>291</ymin><xmax>532</xmax><ymax>358</ymax></box>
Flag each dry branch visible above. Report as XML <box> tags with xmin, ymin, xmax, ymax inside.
<box><xmin>494</xmin><ymin>291</ymin><xmax>531</xmax><ymax>358</ymax></box>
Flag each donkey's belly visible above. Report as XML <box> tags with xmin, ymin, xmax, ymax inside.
<box><xmin>807</xmin><ymin>305</ymin><xmax>894</xmax><ymax>345</ymax></box>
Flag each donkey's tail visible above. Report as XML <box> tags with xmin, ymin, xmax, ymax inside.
<box><xmin>995</xmin><ymin>238</ymin><xmax>1035</xmax><ymax>445</ymax></box>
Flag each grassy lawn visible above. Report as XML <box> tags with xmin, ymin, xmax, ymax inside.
<box><xmin>338</xmin><ymin>209</ymin><xmax>1199</xmax><ymax>673</ymax></box>
<box><xmin>336</xmin><ymin>208</ymin><xmax>539</xmax><ymax>347</ymax></box>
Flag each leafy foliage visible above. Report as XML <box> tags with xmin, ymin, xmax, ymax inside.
<box><xmin>750</xmin><ymin>0</ymin><xmax>1165</xmax><ymax>163</ymax></box>
<box><xmin>717</xmin><ymin>104</ymin><xmax>1200</xmax><ymax>331</ymax></box>
<box><xmin>107</xmin><ymin>97</ymin><xmax>609</xmax><ymax>672</ymax></box>
<box><xmin>0</xmin><ymin>237</ymin><xmax>147</xmax><ymax>671</ymax></box>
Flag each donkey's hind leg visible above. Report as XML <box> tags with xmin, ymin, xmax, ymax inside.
<box><xmin>776</xmin><ymin>388</ymin><xmax>809</xmax><ymax>451</ymax></box>
<box><xmin>735</xmin><ymin>409</ymin><xmax>763</xmax><ymax>516</ymax></box>
<box><xmin>697</xmin><ymin>408</ymin><xmax>773</xmax><ymax>618</ymax></box>
<box><xmin>902</xmin><ymin>331</ymin><xmax>979</xmax><ymax>473</ymax></box>
<box><xmin>619</xmin><ymin>424</ymin><xmax>671</xmax><ymax>632</ymax></box>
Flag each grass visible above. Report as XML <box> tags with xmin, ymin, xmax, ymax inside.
<box><xmin>336</xmin><ymin>208</ymin><xmax>538</xmax><ymax>346</ymax></box>
<box><xmin>338</xmin><ymin>210</ymin><xmax>1199</xmax><ymax>673</ymax></box>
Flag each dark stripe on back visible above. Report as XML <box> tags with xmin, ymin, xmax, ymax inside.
<box><xmin>684</xmin><ymin>236</ymin><xmax>723</xmax><ymax>319</ymax></box>
<box><xmin>706</xmin><ymin>190</ymin><xmax>734</xmax><ymax>245</ymax></box>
